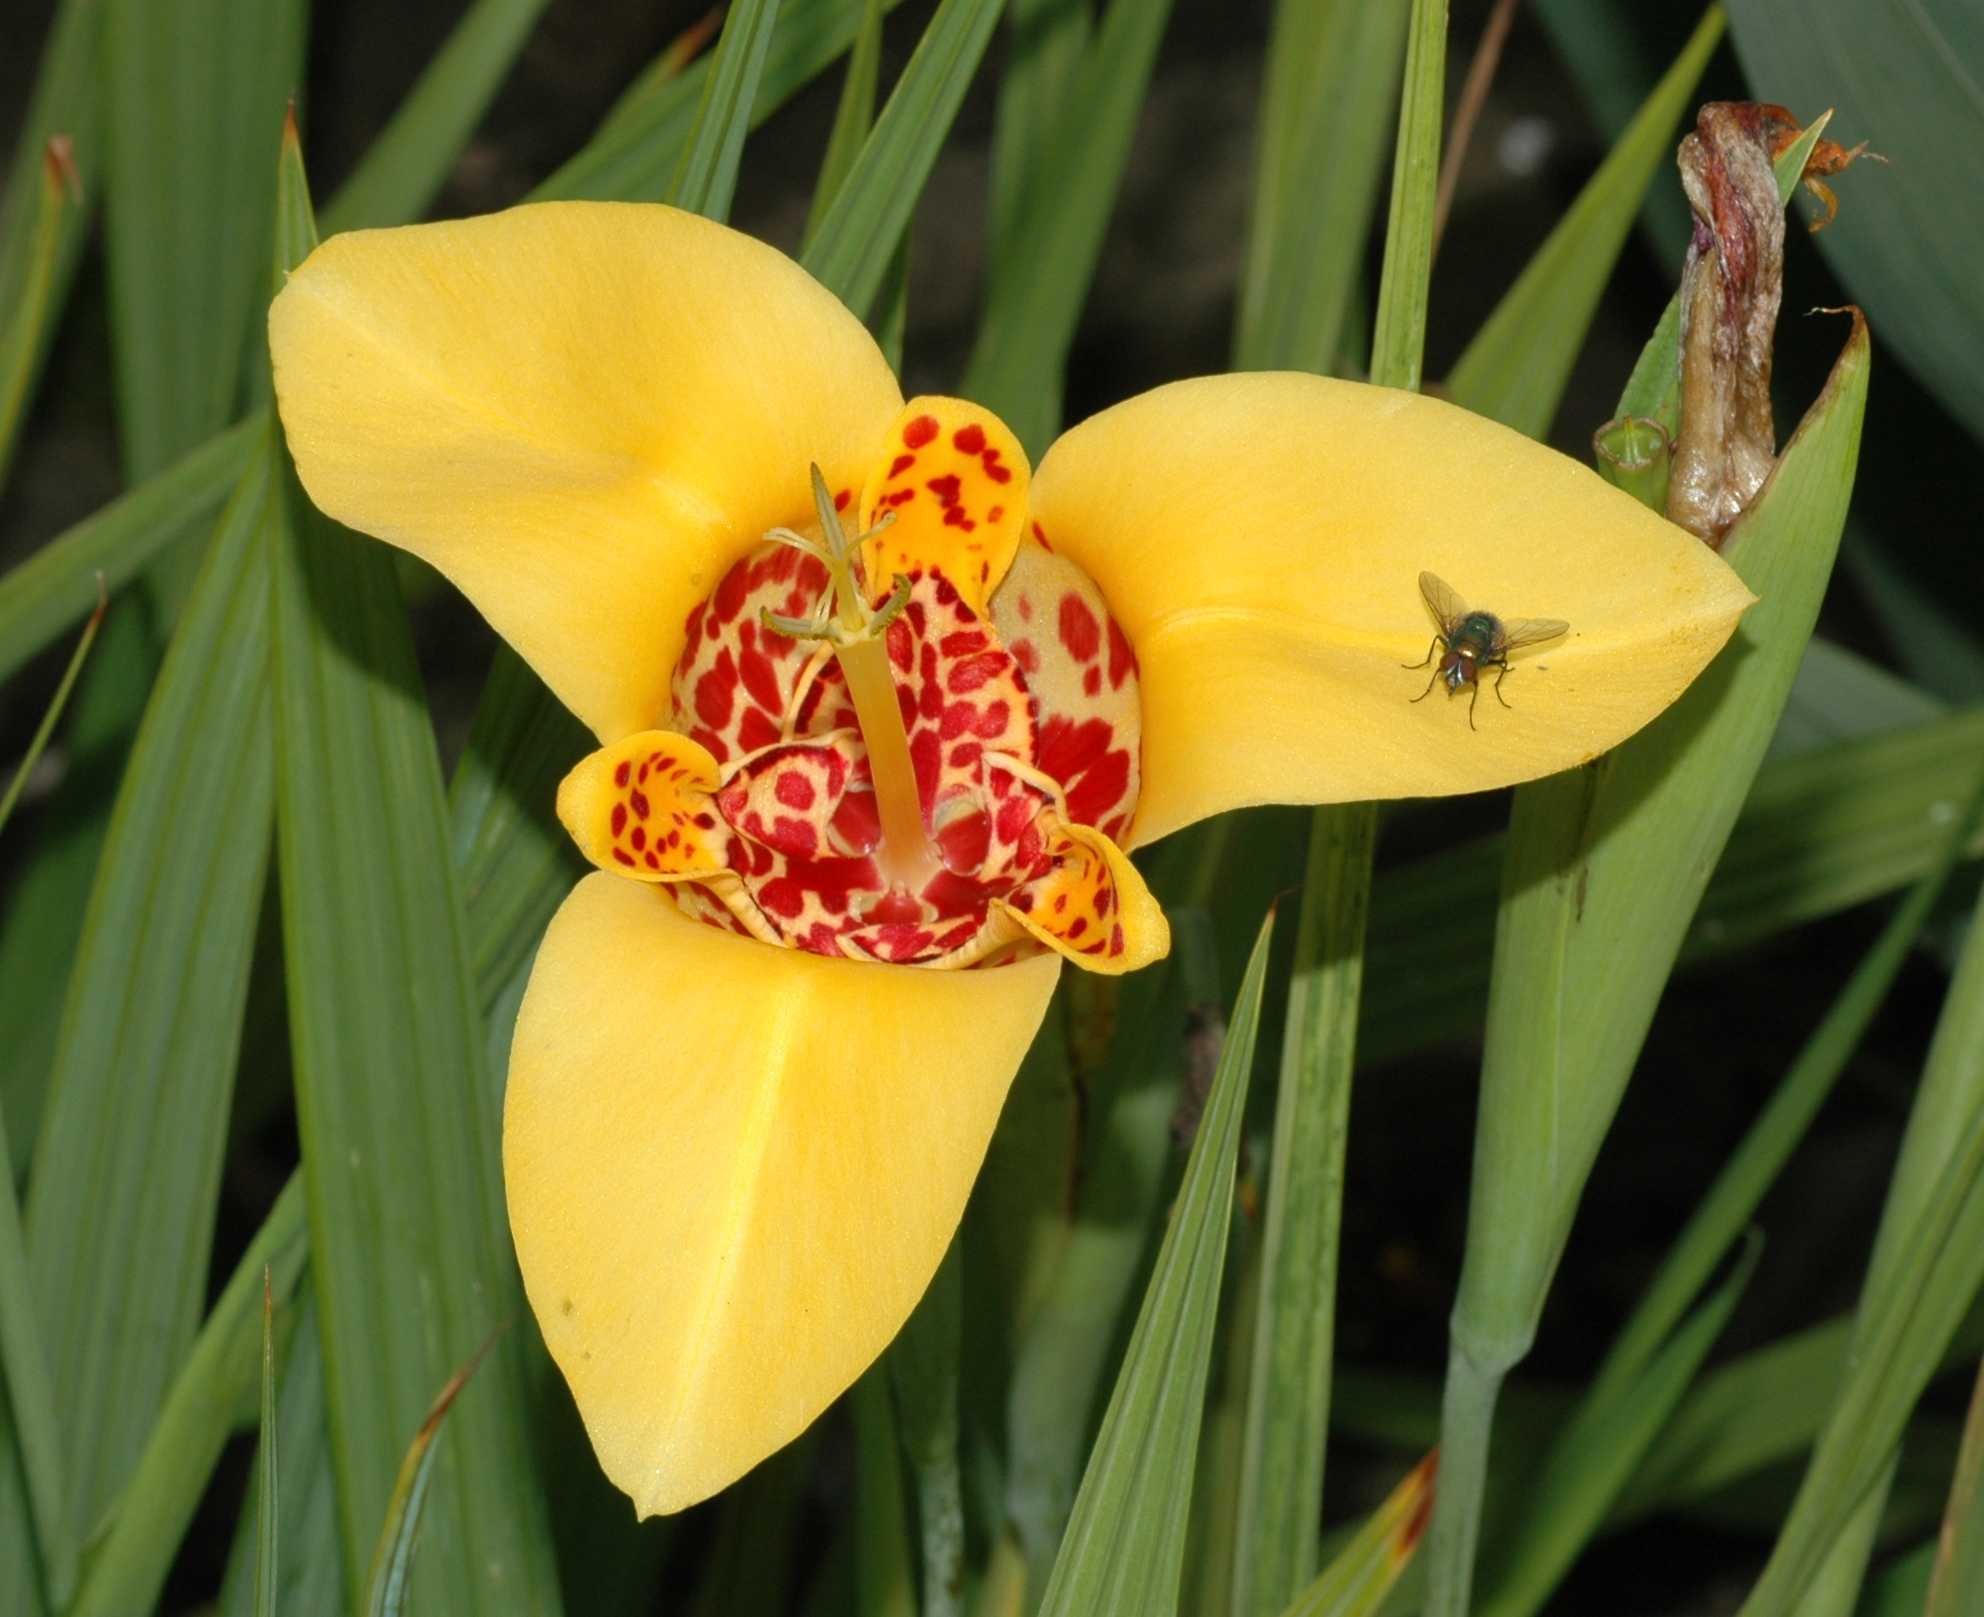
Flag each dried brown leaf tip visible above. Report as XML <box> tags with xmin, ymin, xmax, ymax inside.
<box><xmin>1757</xmin><ymin>104</ymin><xmax>1883</xmax><ymax>232</ymax></box>
<box><xmin>1389</xmin><ymin>1449</ymin><xmax>1440</xmax><ymax>1568</ymax></box>
<box><xmin>1669</xmin><ymin>102</ymin><xmax>1784</xmax><ymax>546</ymax></box>
<box><xmin>43</xmin><ymin>134</ymin><xmax>80</xmax><ymax>203</ymax></box>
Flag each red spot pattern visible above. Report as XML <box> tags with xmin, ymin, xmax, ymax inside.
<box><xmin>671</xmin><ymin>542</ymin><xmax>843</xmax><ymax>766</ymax></box>
<box><xmin>861</xmin><ymin>400</ymin><xmax>1029</xmax><ymax>617</ymax></box>
<box><xmin>659</xmin><ymin>547</ymin><xmax>1067</xmax><ymax>964</ymax></box>
<box><xmin>990</xmin><ymin>538</ymin><xmax>1142</xmax><ymax>837</ymax></box>
<box><xmin>1058</xmin><ymin>594</ymin><xmax>1101</xmax><ymax>662</ymax></box>
<box><xmin>999</xmin><ymin>822</ymin><xmax>1133</xmax><ymax>962</ymax></box>
<box><xmin>574</xmin><ymin>731</ymin><xmax>733</xmax><ymax>882</ymax></box>
<box><xmin>597</xmin><ymin>453</ymin><xmax>1151</xmax><ymax>969</ymax></box>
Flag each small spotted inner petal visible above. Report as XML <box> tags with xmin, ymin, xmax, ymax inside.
<box><xmin>672</xmin><ymin>537</ymin><xmax>851</xmax><ymax>768</ymax></box>
<box><xmin>718</xmin><ymin>740</ymin><xmax>869</xmax><ymax>860</ymax></box>
<box><xmin>989</xmin><ymin>533</ymin><xmax>1142</xmax><ymax>844</ymax></box>
<box><xmin>557</xmin><ymin>730</ymin><xmax>730</xmax><ymax>879</ymax></box>
<box><xmin>997</xmin><ymin>815</ymin><xmax>1168</xmax><ymax>974</ymax></box>
<box><xmin>858</xmin><ymin>397</ymin><xmax>1028</xmax><ymax>618</ymax></box>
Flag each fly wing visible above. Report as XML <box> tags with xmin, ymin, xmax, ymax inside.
<box><xmin>1495</xmin><ymin>617</ymin><xmax>1570</xmax><ymax>653</ymax></box>
<box><xmin>1417</xmin><ymin>571</ymin><xmax>1469</xmax><ymax>634</ymax></box>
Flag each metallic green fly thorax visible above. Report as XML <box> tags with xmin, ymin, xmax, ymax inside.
<box><xmin>1452</xmin><ymin>612</ymin><xmax>1503</xmax><ymax>657</ymax></box>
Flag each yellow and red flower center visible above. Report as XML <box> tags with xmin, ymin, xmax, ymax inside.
<box><xmin>656</xmin><ymin>518</ymin><xmax>1142</xmax><ymax>966</ymax></box>
<box><xmin>555</xmin><ymin>398</ymin><xmax>1166</xmax><ymax>975</ymax></box>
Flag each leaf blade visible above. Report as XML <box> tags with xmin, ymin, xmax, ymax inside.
<box><xmin>1037</xmin><ymin>911</ymin><xmax>1277</xmax><ymax>1617</ymax></box>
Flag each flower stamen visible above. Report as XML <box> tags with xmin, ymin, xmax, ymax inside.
<box><xmin>760</xmin><ymin>465</ymin><xmax>942</xmax><ymax>903</ymax></box>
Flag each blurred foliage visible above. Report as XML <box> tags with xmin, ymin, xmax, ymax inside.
<box><xmin>1</xmin><ymin>2</ymin><xmax>1980</xmax><ymax>1616</ymax></box>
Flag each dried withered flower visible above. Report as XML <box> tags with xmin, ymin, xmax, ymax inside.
<box><xmin>1669</xmin><ymin>102</ymin><xmax>1785</xmax><ymax>545</ymax></box>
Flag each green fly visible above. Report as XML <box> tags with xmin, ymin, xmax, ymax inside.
<box><xmin>1405</xmin><ymin>571</ymin><xmax>1568</xmax><ymax>729</ymax></box>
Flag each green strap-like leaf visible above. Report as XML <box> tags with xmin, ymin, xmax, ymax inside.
<box><xmin>889</xmin><ymin>1240</ymin><xmax>966</xmax><ymax>1617</ymax></box>
<box><xmin>685</xmin><ymin>1436</ymin><xmax>819</xmax><ymax>1617</ymax></box>
<box><xmin>361</xmin><ymin>1332</ymin><xmax>501</xmax><ymax>1617</ymax></box>
<box><xmin>0</xmin><ymin>1096</ymin><xmax>69</xmax><ymax>1610</ymax></box>
<box><xmin>13</xmin><ymin>433</ymin><xmax>279</xmax><ymax>1610</ymax></box>
<box><xmin>1446</xmin><ymin>5</ymin><xmax>1723</xmax><ymax>438</ymax></box>
<box><xmin>0</xmin><ymin>573</ymin><xmax>101</xmax><ymax>839</ymax></box>
<box><xmin>803</xmin><ymin>0</ymin><xmax>886</xmax><ymax>247</ymax></box>
<box><xmin>1366</xmin><ymin>0</ymin><xmax>1445</xmax><ymax>392</ymax></box>
<box><xmin>1738</xmin><ymin>867</ymin><xmax>1984</xmax><ymax>1613</ymax></box>
<box><xmin>1328</xmin><ymin>1296</ymin><xmax>1984</xmax><ymax>1530</ymax></box>
<box><xmin>1036</xmin><ymin>911</ymin><xmax>1276</xmax><ymax>1617</ymax></box>
<box><xmin>1430</xmin><ymin>310</ymin><xmax>1870</xmax><ymax>1617</ymax></box>
<box><xmin>1526</xmin><ymin>0</ymin><xmax>1696</xmax><ymax>261</ymax></box>
<box><xmin>1278</xmin><ymin>1452</ymin><xmax>1437</xmax><ymax>1617</ymax></box>
<box><xmin>542</xmin><ymin>0</ymin><xmax>899</xmax><ymax>203</ymax></box>
<box><xmin>2</xmin><ymin>0</ymin><xmax>287</xmax><ymax>1262</ymax></box>
<box><xmin>101</xmin><ymin>0</ymin><xmax>304</xmax><ymax>484</ymax></box>
<box><xmin>1003</xmin><ymin>910</ymin><xmax>1220</xmax><ymax>1605</ymax></box>
<box><xmin>1233</xmin><ymin>0</ymin><xmax>1410</xmax><ymax>377</ymax></box>
<box><xmin>670</xmin><ymin>0</ymin><xmax>785</xmax><ymax>218</ymax></box>
<box><xmin>255</xmin><ymin>1267</ymin><xmax>279</xmax><ymax>1617</ymax></box>
<box><xmin>1589</xmin><ymin>759</ymin><xmax>1984</xmax><ymax>1406</ymax></box>
<box><xmin>1927</xmin><ymin>1362</ymin><xmax>1984</xmax><ymax>1617</ymax></box>
<box><xmin>218</xmin><ymin>1286</ymin><xmax>349</xmax><ymax>1617</ymax></box>
<box><xmin>0</xmin><ymin>0</ymin><xmax>103</xmax><ymax>482</ymax></box>
<box><xmin>63</xmin><ymin>1176</ymin><xmax>308</xmax><ymax>1617</ymax></box>
<box><xmin>1234</xmin><ymin>5</ymin><xmax>1437</xmax><ymax>1608</ymax></box>
<box><xmin>321</xmin><ymin>0</ymin><xmax>553</xmax><ymax>235</ymax></box>
<box><xmin>268</xmin><ymin>142</ymin><xmax>562</xmax><ymax>1617</ymax></box>
<box><xmin>958</xmin><ymin>0</ymin><xmax>1178</xmax><ymax>455</ymax></box>
<box><xmin>852</xmin><ymin>1366</ymin><xmax>916</xmax><ymax>1617</ymax></box>
<box><xmin>801</xmin><ymin>0</ymin><xmax>1005</xmax><ymax>320</ymax></box>
<box><xmin>0</xmin><ymin>415</ymin><xmax>261</xmax><ymax>690</ymax></box>
<box><xmin>1726</xmin><ymin>0</ymin><xmax>1984</xmax><ymax>442</ymax></box>
<box><xmin>0</xmin><ymin>141</ymin><xmax>74</xmax><ymax>495</ymax></box>
<box><xmin>449</xmin><ymin>647</ymin><xmax>588</xmax><ymax>1023</ymax></box>
<box><xmin>1231</xmin><ymin>805</ymin><xmax>1373</xmax><ymax>1617</ymax></box>
<box><xmin>1362</xmin><ymin>701</ymin><xmax>1984</xmax><ymax>1064</ymax></box>
<box><xmin>1621</xmin><ymin>1304</ymin><xmax>1984</xmax><ymax>1528</ymax></box>
<box><xmin>985</xmin><ymin>0</ymin><xmax>1091</xmax><ymax>288</ymax></box>
<box><xmin>1477</xmin><ymin>1235</ymin><xmax>1762</xmax><ymax>1617</ymax></box>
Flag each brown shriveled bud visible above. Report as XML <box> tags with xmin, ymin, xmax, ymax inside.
<box><xmin>1668</xmin><ymin>102</ymin><xmax>1785</xmax><ymax>546</ymax></box>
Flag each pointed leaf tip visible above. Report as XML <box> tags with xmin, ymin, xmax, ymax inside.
<box><xmin>1393</xmin><ymin>1450</ymin><xmax>1439</xmax><ymax>1566</ymax></box>
<box><xmin>43</xmin><ymin>135</ymin><xmax>80</xmax><ymax>202</ymax></box>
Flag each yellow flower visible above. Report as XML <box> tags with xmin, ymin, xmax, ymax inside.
<box><xmin>268</xmin><ymin>201</ymin><xmax>1750</xmax><ymax>1515</ymax></box>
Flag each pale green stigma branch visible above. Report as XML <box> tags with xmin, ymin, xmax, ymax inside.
<box><xmin>759</xmin><ymin>465</ymin><xmax>939</xmax><ymax>900</ymax></box>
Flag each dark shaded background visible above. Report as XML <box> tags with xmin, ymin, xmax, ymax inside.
<box><xmin>2</xmin><ymin>3</ymin><xmax>1976</xmax><ymax>1612</ymax></box>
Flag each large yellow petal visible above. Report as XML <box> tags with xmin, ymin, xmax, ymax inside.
<box><xmin>269</xmin><ymin>202</ymin><xmax>904</xmax><ymax>741</ymax></box>
<box><xmin>1028</xmin><ymin>372</ymin><xmax>1756</xmax><ymax>846</ymax></box>
<box><xmin>506</xmin><ymin>875</ymin><xmax>1061</xmax><ymax>1514</ymax></box>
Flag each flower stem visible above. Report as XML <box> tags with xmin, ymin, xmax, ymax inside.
<box><xmin>1423</xmin><ymin>1339</ymin><xmax>1507</xmax><ymax>1617</ymax></box>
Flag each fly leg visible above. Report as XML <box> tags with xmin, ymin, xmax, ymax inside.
<box><xmin>1492</xmin><ymin>659</ymin><xmax>1514</xmax><ymax>709</ymax></box>
<box><xmin>1407</xmin><ymin>637</ymin><xmax>1443</xmax><ymax>703</ymax></box>
<box><xmin>1467</xmin><ymin>677</ymin><xmax>1480</xmax><ymax>730</ymax></box>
